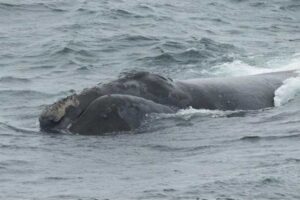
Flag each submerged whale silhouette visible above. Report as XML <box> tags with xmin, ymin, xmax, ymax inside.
<box><xmin>39</xmin><ymin>70</ymin><xmax>296</xmax><ymax>135</ymax></box>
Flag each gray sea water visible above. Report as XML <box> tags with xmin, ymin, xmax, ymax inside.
<box><xmin>1</xmin><ymin>0</ymin><xmax>300</xmax><ymax>199</ymax></box>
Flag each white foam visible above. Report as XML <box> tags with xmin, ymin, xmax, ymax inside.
<box><xmin>271</xmin><ymin>54</ymin><xmax>300</xmax><ymax>106</ymax></box>
<box><xmin>155</xmin><ymin>107</ymin><xmax>242</xmax><ymax>120</ymax></box>
<box><xmin>201</xmin><ymin>60</ymin><xmax>271</xmax><ymax>77</ymax></box>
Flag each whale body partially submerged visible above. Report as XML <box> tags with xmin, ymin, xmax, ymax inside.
<box><xmin>39</xmin><ymin>70</ymin><xmax>296</xmax><ymax>135</ymax></box>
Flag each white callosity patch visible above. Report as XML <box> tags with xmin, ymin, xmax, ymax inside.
<box><xmin>40</xmin><ymin>94</ymin><xmax>80</xmax><ymax>122</ymax></box>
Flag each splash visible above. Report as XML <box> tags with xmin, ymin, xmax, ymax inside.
<box><xmin>272</xmin><ymin>54</ymin><xmax>300</xmax><ymax>106</ymax></box>
<box><xmin>274</xmin><ymin>73</ymin><xmax>300</xmax><ymax>106</ymax></box>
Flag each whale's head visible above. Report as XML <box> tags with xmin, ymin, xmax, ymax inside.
<box><xmin>39</xmin><ymin>94</ymin><xmax>81</xmax><ymax>132</ymax></box>
<box><xmin>38</xmin><ymin>71</ymin><xmax>179</xmax><ymax>134</ymax></box>
<box><xmin>39</xmin><ymin>87</ymin><xmax>103</xmax><ymax>133</ymax></box>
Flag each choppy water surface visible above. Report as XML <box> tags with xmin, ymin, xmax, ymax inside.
<box><xmin>1</xmin><ymin>0</ymin><xmax>300</xmax><ymax>199</ymax></box>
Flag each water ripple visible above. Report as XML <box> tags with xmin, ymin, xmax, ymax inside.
<box><xmin>0</xmin><ymin>2</ymin><xmax>68</xmax><ymax>12</ymax></box>
<box><xmin>0</xmin><ymin>76</ymin><xmax>31</xmax><ymax>84</ymax></box>
<box><xmin>239</xmin><ymin>133</ymin><xmax>300</xmax><ymax>142</ymax></box>
<box><xmin>0</xmin><ymin>122</ymin><xmax>37</xmax><ymax>134</ymax></box>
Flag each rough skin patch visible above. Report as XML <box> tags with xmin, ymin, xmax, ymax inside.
<box><xmin>40</xmin><ymin>94</ymin><xmax>79</xmax><ymax>122</ymax></box>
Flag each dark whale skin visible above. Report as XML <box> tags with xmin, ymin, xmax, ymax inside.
<box><xmin>39</xmin><ymin>70</ymin><xmax>296</xmax><ymax>135</ymax></box>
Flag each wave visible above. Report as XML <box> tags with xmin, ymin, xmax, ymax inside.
<box><xmin>111</xmin><ymin>9</ymin><xmax>132</xmax><ymax>16</ymax></box>
<box><xmin>140</xmin><ymin>53</ymin><xmax>178</xmax><ymax>65</ymax></box>
<box><xmin>240</xmin><ymin>136</ymin><xmax>261</xmax><ymax>141</ymax></box>
<box><xmin>239</xmin><ymin>133</ymin><xmax>300</xmax><ymax>142</ymax></box>
<box><xmin>44</xmin><ymin>176</ymin><xmax>73</xmax><ymax>181</ymax></box>
<box><xmin>27</xmin><ymin>65</ymin><xmax>56</xmax><ymax>70</ymax></box>
<box><xmin>110</xmin><ymin>8</ymin><xmax>148</xmax><ymax>19</ymax></box>
<box><xmin>0</xmin><ymin>89</ymin><xmax>52</xmax><ymax>98</ymax></box>
<box><xmin>194</xmin><ymin>17</ymin><xmax>230</xmax><ymax>25</ymax></box>
<box><xmin>50</xmin><ymin>45</ymin><xmax>94</xmax><ymax>58</ymax></box>
<box><xmin>0</xmin><ymin>89</ymin><xmax>73</xmax><ymax>106</ymax></box>
<box><xmin>119</xmin><ymin>34</ymin><xmax>159</xmax><ymax>42</ymax></box>
<box><xmin>285</xmin><ymin>158</ymin><xmax>300</xmax><ymax>163</ymax></box>
<box><xmin>0</xmin><ymin>76</ymin><xmax>31</xmax><ymax>84</ymax></box>
<box><xmin>0</xmin><ymin>144</ymin><xmax>41</xmax><ymax>151</ymax></box>
<box><xmin>0</xmin><ymin>159</ymin><xmax>30</xmax><ymax>167</ymax></box>
<box><xmin>109</xmin><ymin>8</ymin><xmax>166</xmax><ymax>20</ymax></box>
<box><xmin>280</xmin><ymin>4</ymin><xmax>300</xmax><ymax>12</ymax></box>
<box><xmin>20</xmin><ymin>38</ymin><xmax>90</xmax><ymax>61</ymax></box>
<box><xmin>0</xmin><ymin>122</ymin><xmax>37</xmax><ymax>134</ymax></box>
<box><xmin>139</xmin><ymin>38</ymin><xmax>238</xmax><ymax>67</ymax></box>
<box><xmin>250</xmin><ymin>2</ymin><xmax>267</xmax><ymax>8</ymax></box>
<box><xmin>0</xmin><ymin>2</ymin><xmax>67</xmax><ymax>12</ymax></box>
<box><xmin>260</xmin><ymin>177</ymin><xmax>282</xmax><ymax>185</ymax></box>
<box><xmin>76</xmin><ymin>7</ymin><xmax>97</xmax><ymax>14</ymax></box>
<box><xmin>142</xmin><ymin>144</ymin><xmax>213</xmax><ymax>152</ymax></box>
<box><xmin>136</xmin><ymin>4</ymin><xmax>155</xmax><ymax>12</ymax></box>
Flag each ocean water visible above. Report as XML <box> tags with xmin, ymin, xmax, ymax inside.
<box><xmin>1</xmin><ymin>0</ymin><xmax>300</xmax><ymax>199</ymax></box>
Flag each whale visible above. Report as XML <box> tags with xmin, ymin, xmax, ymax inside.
<box><xmin>39</xmin><ymin>70</ymin><xmax>296</xmax><ymax>135</ymax></box>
